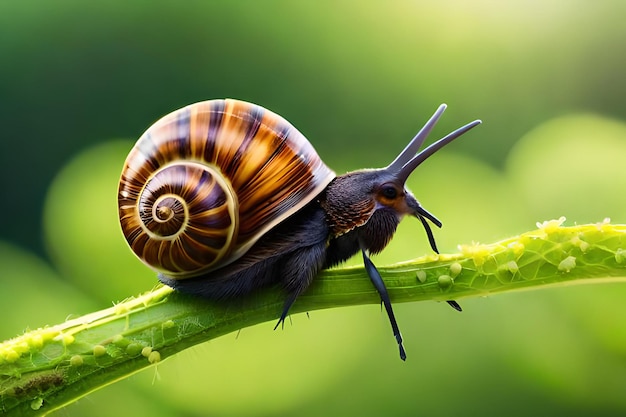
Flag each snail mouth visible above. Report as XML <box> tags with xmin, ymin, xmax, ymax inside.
<box><xmin>405</xmin><ymin>197</ymin><xmax>442</xmax><ymax>253</ymax></box>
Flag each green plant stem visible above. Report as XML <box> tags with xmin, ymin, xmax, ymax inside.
<box><xmin>2</xmin><ymin>220</ymin><xmax>626</xmax><ymax>416</ymax></box>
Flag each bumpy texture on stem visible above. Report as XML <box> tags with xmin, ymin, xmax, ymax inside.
<box><xmin>2</xmin><ymin>219</ymin><xmax>626</xmax><ymax>416</ymax></box>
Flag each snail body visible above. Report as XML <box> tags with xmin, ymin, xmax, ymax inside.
<box><xmin>118</xmin><ymin>99</ymin><xmax>481</xmax><ymax>360</ymax></box>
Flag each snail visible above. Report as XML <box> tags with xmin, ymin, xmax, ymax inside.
<box><xmin>118</xmin><ymin>99</ymin><xmax>481</xmax><ymax>360</ymax></box>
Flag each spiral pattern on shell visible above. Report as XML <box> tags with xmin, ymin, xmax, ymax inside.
<box><xmin>118</xmin><ymin>99</ymin><xmax>335</xmax><ymax>278</ymax></box>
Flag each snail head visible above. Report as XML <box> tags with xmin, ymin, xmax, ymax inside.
<box><xmin>378</xmin><ymin>104</ymin><xmax>482</xmax><ymax>253</ymax></box>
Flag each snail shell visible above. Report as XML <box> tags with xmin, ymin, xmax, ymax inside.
<box><xmin>118</xmin><ymin>99</ymin><xmax>335</xmax><ymax>278</ymax></box>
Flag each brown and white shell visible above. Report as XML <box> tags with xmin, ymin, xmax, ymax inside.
<box><xmin>118</xmin><ymin>99</ymin><xmax>335</xmax><ymax>278</ymax></box>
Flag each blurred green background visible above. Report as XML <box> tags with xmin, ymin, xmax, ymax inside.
<box><xmin>2</xmin><ymin>1</ymin><xmax>626</xmax><ymax>416</ymax></box>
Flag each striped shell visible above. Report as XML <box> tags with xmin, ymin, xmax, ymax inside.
<box><xmin>118</xmin><ymin>99</ymin><xmax>335</xmax><ymax>278</ymax></box>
